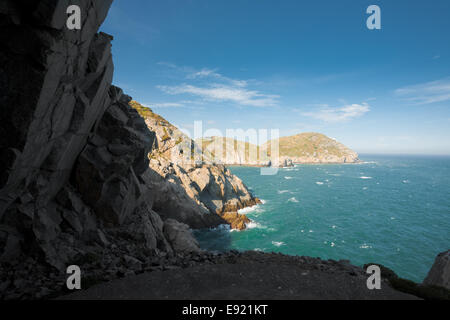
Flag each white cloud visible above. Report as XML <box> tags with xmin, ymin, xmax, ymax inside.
<box><xmin>187</xmin><ymin>68</ymin><xmax>218</xmax><ymax>79</ymax></box>
<box><xmin>156</xmin><ymin>63</ymin><xmax>275</xmax><ymax>107</ymax></box>
<box><xmin>158</xmin><ymin>63</ymin><xmax>248</xmax><ymax>87</ymax></box>
<box><xmin>144</xmin><ymin>102</ymin><xmax>184</xmax><ymax>108</ymax></box>
<box><xmin>158</xmin><ymin>84</ymin><xmax>279</xmax><ymax>107</ymax></box>
<box><xmin>186</xmin><ymin>68</ymin><xmax>248</xmax><ymax>87</ymax></box>
<box><xmin>301</xmin><ymin>103</ymin><xmax>370</xmax><ymax>123</ymax></box>
<box><xmin>395</xmin><ymin>78</ymin><xmax>450</xmax><ymax>105</ymax></box>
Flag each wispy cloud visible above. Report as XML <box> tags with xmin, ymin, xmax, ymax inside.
<box><xmin>158</xmin><ymin>84</ymin><xmax>279</xmax><ymax>107</ymax></box>
<box><xmin>395</xmin><ymin>78</ymin><xmax>450</xmax><ymax>105</ymax></box>
<box><xmin>301</xmin><ymin>103</ymin><xmax>370</xmax><ymax>123</ymax></box>
<box><xmin>144</xmin><ymin>102</ymin><xmax>185</xmax><ymax>108</ymax></box>
<box><xmin>156</xmin><ymin>63</ymin><xmax>279</xmax><ymax>107</ymax></box>
<box><xmin>186</xmin><ymin>68</ymin><xmax>248</xmax><ymax>87</ymax></box>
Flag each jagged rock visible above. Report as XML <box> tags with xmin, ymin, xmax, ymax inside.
<box><xmin>74</xmin><ymin>88</ymin><xmax>155</xmax><ymax>226</ymax></box>
<box><xmin>221</xmin><ymin>212</ymin><xmax>251</xmax><ymax>230</ymax></box>
<box><xmin>0</xmin><ymin>0</ymin><xmax>115</xmax><ymax>267</ymax></box>
<box><xmin>130</xmin><ymin>101</ymin><xmax>260</xmax><ymax>230</ymax></box>
<box><xmin>423</xmin><ymin>250</ymin><xmax>450</xmax><ymax>290</ymax></box>
<box><xmin>274</xmin><ymin>157</ymin><xmax>294</xmax><ymax>168</ymax></box>
<box><xmin>0</xmin><ymin>0</ymin><xmax>200</xmax><ymax>299</ymax></box>
<box><xmin>163</xmin><ymin>219</ymin><xmax>200</xmax><ymax>253</ymax></box>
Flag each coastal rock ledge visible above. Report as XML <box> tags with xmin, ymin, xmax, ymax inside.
<box><xmin>423</xmin><ymin>250</ymin><xmax>450</xmax><ymax>290</ymax></box>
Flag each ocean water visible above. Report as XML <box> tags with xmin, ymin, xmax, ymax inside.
<box><xmin>194</xmin><ymin>154</ymin><xmax>450</xmax><ymax>282</ymax></box>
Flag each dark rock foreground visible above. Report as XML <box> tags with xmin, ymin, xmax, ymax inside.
<box><xmin>61</xmin><ymin>251</ymin><xmax>418</xmax><ymax>300</ymax></box>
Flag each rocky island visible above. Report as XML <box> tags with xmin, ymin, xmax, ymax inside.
<box><xmin>0</xmin><ymin>0</ymin><xmax>448</xmax><ymax>301</ymax></box>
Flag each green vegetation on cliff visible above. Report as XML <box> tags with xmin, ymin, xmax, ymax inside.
<box><xmin>263</xmin><ymin>132</ymin><xmax>356</xmax><ymax>159</ymax></box>
<box><xmin>129</xmin><ymin>100</ymin><xmax>171</xmax><ymax>127</ymax></box>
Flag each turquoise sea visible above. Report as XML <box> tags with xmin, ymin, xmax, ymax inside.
<box><xmin>194</xmin><ymin>154</ymin><xmax>450</xmax><ymax>282</ymax></box>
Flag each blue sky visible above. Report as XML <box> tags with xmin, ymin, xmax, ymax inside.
<box><xmin>101</xmin><ymin>0</ymin><xmax>450</xmax><ymax>155</ymax></box>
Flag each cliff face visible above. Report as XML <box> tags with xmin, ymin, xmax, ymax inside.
<box><xmin>130</xmin><ymin>101</ymin><xmax>259</xmax><ymax>230</ymax></box>
<box><xmin>0</xmin><ymin>0</ymin><xmax>201</xmax><ymax>299</ymax></box>
<box><xmin>196</xmin><ymin>133</ymin><xmax>359</xmax><ymax>167</ymax></box>
<box><xmin>197</xmin><ymin>137</ymin><xmax>270</xmax><ymax>166</ymax></box>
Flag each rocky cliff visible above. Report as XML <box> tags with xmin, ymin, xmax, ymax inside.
<box><xmin>423</xmin><ymin>250</ymin><xmax>450</xmax><ymax>290</ymax></box>
<box><xmin>196</xmin><ymin>132</ymin><xmax>359</xmax><ymax>167</ymax></box>
<box><xmin>197</xmin><ymin>136</ymin><xmax>270</xmax><ymax>166</ymax></box>
<box><xmin>130</xmin><ymin>101</ymin><xmax>260</xmax><ymax>230</ymax></box>
<box><xmin>0</xmin><ymin>0</ymin><xmax>214</xmax><ymax>299</ymax></box>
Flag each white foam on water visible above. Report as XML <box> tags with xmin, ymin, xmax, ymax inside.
<box><xmin>402</xmin><ymin>180</ymin><xmax>410</xmax><ymax>184</ymax></box>
<box><xmin>287</xmin><ymin>197</ymin><xmax>299</xmax><ymax>203</ymax></box>
<box><xmin>260</xmin><ymin>199</ymin><xmax>267</xmax><ymax>204</ymax></box>
<box><xmin>284</xmin><ymin>176</ymin><xmax>293</xmax><ymax>180</ymax></box>
<box><xmin>245</xmin><ymin>221</ymin><xmax>267</xmax><ymax>230</ymax></box>
<box><xmin>329</xmin><ymin>173</ymin><xmax>341</xmax><ymax>176</ymax></box>
<box><xmin>238</xmin><ymin>205</ymin><xmax>259</xmax><ymax>214</ymax></box>
<box><xmin>316</xmin><ymin>181</ymin><xmax>324</xmax><ymax>185</ymax></box>
<box><xmin>330</xmin><ymin>242</ymin><xmax>336</xmax><ymax>247</ymax></box>
<box><xmin>331</xmin><ymin>225</ymin><xmax>337</xmax><ymax>229</ymax></box>
<box><xmin>359</xmin><ymin>243</ymin><xmax>372</xmax><ymax>249</ymax></box>
<box><xmin>272</xmin><ymin>241</ymin><xmax>285</xmax><ymax>247</ymax></box>
<box><xmin>356</xmin><ymin>161</ymin><xmax>377</xmax><ymax>165</ymax></box>
<box><xmin>278</xmin><ymin>190</ymin><xmax>290</xmax><ymax>194</ymax></box>
<box><xmin>360</xmin><ymin>176</ymin><xmax>372</xmax><ymax>179</ymax></box>
<box><xmin>363</xmin><ymin>187</ymin><xmax>368</xmax><ymax>190</ymax></box>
